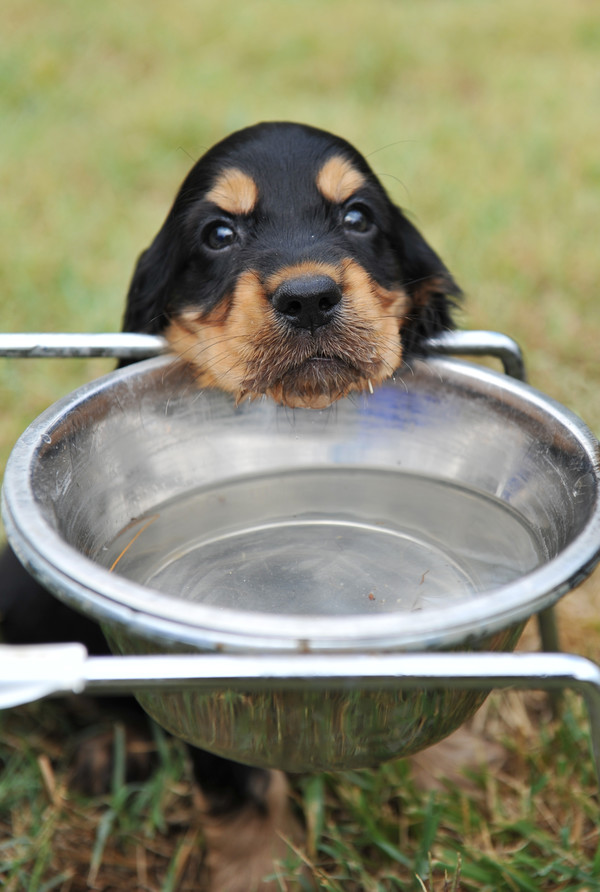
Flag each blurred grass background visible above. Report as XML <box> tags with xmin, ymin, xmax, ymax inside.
<box><xmin>2</xmin><ymin>0</ymin><xmax>600</xmax><ymax>460</ymax></box>
<box><xmin>1</xmin><ymin>1</ymin><xmax>600</xmax><ymax>889</ymax></box>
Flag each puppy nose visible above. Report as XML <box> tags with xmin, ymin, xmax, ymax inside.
<box><xmin>271</xmin><ymin>275</ymin><xmax>342</xmax><ymax>331</ymax></box>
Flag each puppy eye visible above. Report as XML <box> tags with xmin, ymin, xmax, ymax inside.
<box><xmin>342</xmin><ymin>204</ymin><xmax>374</xmax><ymax>234</ymax></box>
<box><xmin>202</xmin><ymin>221</ymin><xmax>237</xmax><ymax>250</ymax></box>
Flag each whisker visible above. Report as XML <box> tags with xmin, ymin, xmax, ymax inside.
<box><xmin>170</xmin><ymin>338</ymin><xmax>248</xmax><ymax>375</ymax></box>
<box><xmin>168</xmin><ymin>329</ymin><xmax>246</xmax><ymax>360</ymax></box>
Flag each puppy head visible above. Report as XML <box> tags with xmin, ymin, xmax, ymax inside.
<box><xmin>123</xmin><ymin>122</ymin><xmax>460</xmax><ymax>408</ymax></box>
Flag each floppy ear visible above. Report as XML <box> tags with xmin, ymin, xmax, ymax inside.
<box><xmin>121</xmin><ymin>217</ymin><xmax>184</xmax><ymax>336</ymax></box>
<box><xmin>393</xmin><ymin>209</ymin><xmax>462</xmax><ymax>355</ymax></box>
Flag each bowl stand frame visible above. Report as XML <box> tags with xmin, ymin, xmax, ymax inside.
<box><xmin>1</xmin><ymin>330</ymin><xmax>598</xmax><ymax>785</ymax></box>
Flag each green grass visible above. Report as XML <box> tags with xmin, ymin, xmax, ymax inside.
<box><xmin>1</xmin><ymin>0</ymin><xmax>600</xmax><ymax>888</ymax></box>
<box><xmin>0</xmin><ymin>690</ymin><xmax>599</xmax><ymax>890</ymax></box>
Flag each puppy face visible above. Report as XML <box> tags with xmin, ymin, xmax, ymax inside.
<box><xmin>123</xmin><ymin>122</ymin><xmax>460</xmax><ymax>408</ymax></box>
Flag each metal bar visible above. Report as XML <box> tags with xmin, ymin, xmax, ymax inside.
<box><xmin>3</xmin><ymin>647</ymin><xmax>596</xmax><ymax>699</ymax></box>
<box><xmin>425</xmin><ymin>330</ymin><xmax>527</xmax><ymax>382</ymax></box>
<box><xmin>537</xmin><ymin>607</ymin><xmax>562</xmax><ymax>654</ymax></box>
<box><xmin>0</xmin><ymin>331</ymin><xmax>525</xmax><ymax>379</ymax></box>
<box><xmin>82</xmin><ymin>650</ymin><xmax>600</xmax><ymax>781</ymax></box>
<box><xmin>0</xmin><ymin>332</ymin><xmax>168</xmax><ymax>359</ymax></box>
<box><xmin>78</xmin><ymin>650</ymin><xmax>598</xmax><ymax>693</ymax></box>
<box><xmin>1</xmin><ymin>645</ymin><xmax>597</xmax><ymax>777</ymax></box>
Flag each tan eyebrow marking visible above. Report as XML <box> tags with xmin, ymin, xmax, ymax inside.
<box><xmin>316</xmin><ymin>155</ymin><xmax>367</xmax><ymax>204</ymax></box>
<box><xmin>205</xmin><ymin>167</ymin><xmax>259</xmax><ymax>215</ymax></box>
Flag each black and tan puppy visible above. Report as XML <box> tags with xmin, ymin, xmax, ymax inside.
<box><xmin>124</xmin><ymin>121</ymin><xmax>459</xmax><ymax>406</ymax></box>
<box><xmin>1</xmin><ymin>122</ymin><xmax>460</xmax><ymax>890</ymax></box>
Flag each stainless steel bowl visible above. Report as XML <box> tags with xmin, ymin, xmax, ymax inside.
<box><xmin>3</xmin><ymin>355</ymin><xmax>600</xmax><ymax>770</ymax></box>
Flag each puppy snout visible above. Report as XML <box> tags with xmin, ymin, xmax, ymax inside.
<box><xmin>272</xmin><ymin>275</ymin><xmax>342</xmax><ymax>331</ymax></box>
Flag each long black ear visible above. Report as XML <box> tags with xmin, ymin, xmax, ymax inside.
<box><xmin>121</xmin><ymin>216</ymin><xmax>184</xmax><ymax>336</ymax></box>
<box><xmin>394</xmin><ymin>209</ymin><xmax>462</xmax><ymax>356</ymax></box>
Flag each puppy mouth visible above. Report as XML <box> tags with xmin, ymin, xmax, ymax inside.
<box><xmin>241</xmin><ymin>350</ymin><xmax>377</xmax><ymax>409</ymax></box>
<box><xmin>292</xmin><ymin>353</ymin><xmax>362</xmax><ymax>387</ymax></box>
<box><xmin>298</xmin><ymin>354</ymin><xmax>348</xmax><ymax>369</ymax></box>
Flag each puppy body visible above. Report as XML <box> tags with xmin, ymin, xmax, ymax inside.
<box><xmin>1</xmin><ymin>122</ymin><xmax>460</xmax><ymax>890</ymax></box>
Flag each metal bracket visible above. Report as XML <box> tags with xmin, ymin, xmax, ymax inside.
<box><xmin>0</xmin><ymin>330</ymin><xmax>526</xmax><ymax>380</ymax></box>
<box><xmin>426</xmin><ymin>330</ymin><xmax>527</xmax><ymax>382</ymax></box>
<box><xmin>0</xmin><ymin>645</ymin><xmax>599</xmax><ymax>781</ymax></box>
<box><xmin>0</xmin><ymin>331</ymin><xmax>167</xmax><ymax>360</ymax></box>
<box><xmin>0</xmin><ymin>332</ymin><xmax>574</xmax><ymax>737</ymax></box>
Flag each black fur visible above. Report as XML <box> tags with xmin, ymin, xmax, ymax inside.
<box><xmin>122</xmin><ymin>122</ymin><xmax>459</xmax><ymax>344</ymax></box>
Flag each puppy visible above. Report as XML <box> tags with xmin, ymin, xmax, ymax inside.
<box><xmin>123</xmin><ymin>121</ymin><xmax>459</xmax><ymax>406</ymax></box>
<box><xmin>1</xmin><ymin>122</ymin><xmax>460</xmax><ymax>891</ymax></box>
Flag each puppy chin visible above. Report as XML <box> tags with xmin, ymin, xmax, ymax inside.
<box><xmin>269</xmin><ymin>390</ymin><xmax>340</xmax><ymax>410</ymax></box>
<box><xmin>249</xmin><ymin>358</ymin><xmax>369</xmax><ymax>409</ymax></box>
<box><xmin>263</xmin><ymin>369</ymin><xmax>372</xmax><ymax>409</ymax></box>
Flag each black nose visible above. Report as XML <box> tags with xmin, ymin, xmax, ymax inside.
<box><xmin>271</xmin><ymin>275</ymin><xmax>342</xmax><ymax>331</ymax></box>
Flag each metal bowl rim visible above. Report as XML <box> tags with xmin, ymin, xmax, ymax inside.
<box><xmin>3</xmin><ymin>355</ymin><xmax>600</xmax><ymax>653</ymax></box>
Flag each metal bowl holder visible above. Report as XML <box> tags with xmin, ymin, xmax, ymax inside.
<box><xmin>1</xmin><ymin>330</ymin><xmax>600</xmax><ymax>783</ymax></box>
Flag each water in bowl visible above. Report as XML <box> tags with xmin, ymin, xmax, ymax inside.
<box><xmin>97</xmin><ymin>468</ymin><xmax>544</xmax><ymax>615</ymax></box>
